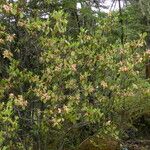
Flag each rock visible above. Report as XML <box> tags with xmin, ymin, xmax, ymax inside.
<box><xmin>78</xmin><ymin>134</ymin><xmax>120</xmax><ymax>150</ymax></box>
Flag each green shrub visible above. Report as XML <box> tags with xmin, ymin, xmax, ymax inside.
<box><xmin>0</xmin><ymin>2</ymin><xmax>150</xmax><ymax>149</ymax></box>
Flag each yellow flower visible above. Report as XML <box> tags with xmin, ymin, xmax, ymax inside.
<box><xmin>3</xmin><ymin>4</ymin><xmax>12</xmax><ymax>13</ymax></box>
<box><xmin>9</xmin><ymin>93</ymin><xmax>14</xmax><ymax>99</ymax></box>
<box><xmin>15</xmin><ymin>95</ymin><xmax>28</xmax><ymax>107</ymax></box>
<box><xmin>3</xmin><ymin>50</ymin><xmax>13</xmax><ymax>59</ymax></box>
<box><xmin>58</xmin><ymin>108</ymin><xmax>62</xmax><ymax>114</ymax></box>
<box><xmin>71</xmin><ymin>64</ymin><xmax>77</xmax><ymax>71</ymax></box>
<box><xmin>119</xmin><ymin>66</ymin><xmax>129</xmax><ymax>72</ymax></box>
<box><xmin>0</xmin><ymin>39</ymin><xmax>4</xmax><ymax>44</ymax></box>
<box><xmin>63</xmin><ymin>105</ymin><xmax>70</xmax><ymax>113</ymax></box>
<box><xmin>145</xmin><ymin>49</ymin><xmax>150</xmax><ymax>55</ymax></box>
<box><xmin>101</xmin><ymin>81</ymin><xmax>108</xmax><ymax>88</ymax></box>
<box><xmin>6</xmin><ymin>34</ymin><xmax>15</xmax><ymax>42</ymax></box>
<box><xmin>106</xmin><ymin>120</ymin><xmax>111</xmax><ymax>126</ymax></box>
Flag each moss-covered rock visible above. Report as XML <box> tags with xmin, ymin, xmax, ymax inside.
<box><xmin>78</xmin><ymin>134</ymin><xmax>120</xmax><ymax>150</ymax></box>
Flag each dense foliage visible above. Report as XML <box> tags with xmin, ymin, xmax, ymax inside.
<box><xmin>0</xmin><ymin>0</ymin><xmax>150</xmax><ymax>150</ymax></box>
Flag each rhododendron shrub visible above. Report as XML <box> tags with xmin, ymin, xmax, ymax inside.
<box><xmin>0</xmin><ymin>2</ymin><xmax>150</xmax><ymax>149</ymax></box>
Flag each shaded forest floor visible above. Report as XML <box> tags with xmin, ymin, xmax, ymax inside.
<box><xmin>123</xmin><ymin>119</ymin><xmax>150</xmax><ymax>150</ymax></box>
<box><xmin>124</xmin><ymin>139</ymin><xmax>150</xmax><ymax>150</ymax></box>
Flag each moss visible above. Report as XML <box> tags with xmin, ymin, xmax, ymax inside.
<box><xmin>78</xmin><ymin>134</ymin><xmax>120</xmax><ymax>150</ymax></box>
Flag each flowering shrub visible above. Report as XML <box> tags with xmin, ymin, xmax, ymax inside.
<box><xmin>0</xmin><ymin>1</ymin><xmax>150</xmax><ymax>149</ymax></box>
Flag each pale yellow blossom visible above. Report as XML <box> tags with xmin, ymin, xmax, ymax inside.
<box><xmin>101</xmin><ymin>81</ymin><xmax>108</xmax><ymax>88</ymax></box>
<box><xmin>6</xmin><ymin>35</ymin><xmax>15</xmax><ymax>42</ymax></box>
<box><xmin>63</xmin><ymin>105</ymin><xmax>70</xmax><ymax>113</ymax></box>
<box><xmin>119</xmin><ymin>66</ymin><xmax>129</xmax><ymax>72</ymax></box>
<box><xmin>3</xmin><ymin>50</ymin><xmax>13</xmax><ymax>59</ymax></box>
<box><xmin>3</xmin><ymin>4</ymin><xmax>12</xmax><ymax>13</ymax></box>
<box><xmin>71</xmin><ymin>64</ymin><xmax>77</xmax><ymax>71</ymax></box>
<box><xmin>145</xmin><ymin>50</ymin><xmax>150</xmax><ymax>55</ymax></box>
<box><xmin>0</xmin><ymin>39</ymin><xmax>4</xmax><ymax>44</ymax></box>
<box><xmin>15</xmin><ymin>95</ymin><xmax>28</xmax><ymax>107</ymax></box>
